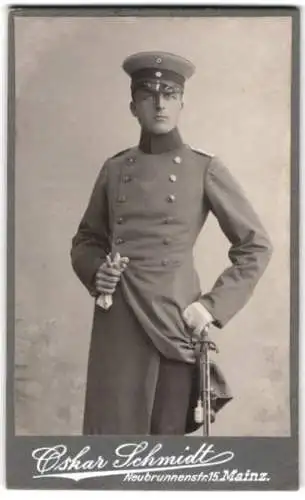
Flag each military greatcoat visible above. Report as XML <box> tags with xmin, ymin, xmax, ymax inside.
<box><xmin>71</xmin><ymin>130</ymin><xmax>273</xmax><ymax>434</ymax></box>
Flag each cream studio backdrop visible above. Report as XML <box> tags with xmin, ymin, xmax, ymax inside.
<box><xmin>14</xmin><ymin>15</ymin><xmax>291</xmax><ymax>436</ymax></box>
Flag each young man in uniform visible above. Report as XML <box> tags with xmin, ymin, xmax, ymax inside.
<box><xmin>71</xmin><ymin>51</ymin><xmax>273</xmax><ymax>435</ymax></box>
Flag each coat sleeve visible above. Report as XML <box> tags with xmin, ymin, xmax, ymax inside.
<box><xmin>70</xmin><ymin>162</ymin><xmax>111</xmax><ymax>296</ymax></box>
<box><xmin>199</xmin><ymin>156</ymin><xmax>273</xmax><ymax>327</ymax></box>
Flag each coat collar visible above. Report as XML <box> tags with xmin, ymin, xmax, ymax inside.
<box><xmin>138</xmin><ymin>127</ymin><xmax>183</xmax><ymax>154</ymax></box>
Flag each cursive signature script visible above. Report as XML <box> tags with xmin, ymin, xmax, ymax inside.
<box><xmin>113</xmin><ymin>441</ymin><xmax>233</xmax><ymax>468</ymax></box>
<box><xmin>32</xmin><ymin>442</ymin><xmax>235</xmax><ymax>481</ymax></box>
<box><xmin>32</xmin><ymin>445</ymin><xmax>108</xmax><ymax>474</ymax></box>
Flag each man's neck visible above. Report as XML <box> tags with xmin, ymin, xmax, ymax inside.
<box><xmin>139</xmin><ymin>127</ymin><xmax>183</xmax><ymax>154</ymax></box>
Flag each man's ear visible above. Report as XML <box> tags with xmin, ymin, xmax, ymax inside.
<box><xmin>130</xmin><ymin>101</ymin><xmax>137</xmax><ymax>117</ymax></box>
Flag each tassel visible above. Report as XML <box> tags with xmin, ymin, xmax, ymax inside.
<box><xmin>194</xmin><ymin>398</ymin><xmax>204</xmax><ymax>423</ymax></box>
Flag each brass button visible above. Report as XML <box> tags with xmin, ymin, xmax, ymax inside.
<box><xmin>118</xmin><ymin>195</ymin><xmax>127</xmax><ymax>203</ymax></box>
<box><xmin>163</xmin><ymin>237</ymin><xmax>171</xmax><ymax>245</ymax></box>
<box><xmin>126</xmin><ymin>157</ymin><xmax>135</xmax><ymax>165</ymax></box>
<box><xmin>115</xmin><ymin>237</ymin><xmax>124</xmax><ymax>245</ymax></box>
<box><xmin>173</xmin><ymin>156</ymin><xmax>182</xmax><ymax>164</ymax></box>
<box><xmin>117</xmin><ymin>217</ymin><xmax>124</xmax><ymax>224</ymax></box>
<box><xmin>169</xmin><ymin>174</ymin><xmax>177</xmax><ymax>182</ymax></box>
<box><xmin>167</xmin><ymin>194</ymin><xmax>176</xmax><ymax>202</ymax></box>
<box><xmin>122</xmin><ymin>175</ymin><xmax>132</xmax><ymax>183</ymax></box>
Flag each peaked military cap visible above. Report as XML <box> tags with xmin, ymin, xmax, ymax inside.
<box><xmin>123</xmin><ymin>51</ymin><xmax>195</xmax><ymax>94</ymax></box>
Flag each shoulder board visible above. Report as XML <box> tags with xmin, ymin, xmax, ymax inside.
<box><xmin>190</xmin><ymin>146</ymin><xmax>214</xmax><ymax>158</ymax></box>
<box><xmin>110</xmin><ymin>147</ymin><xmax>132</xmax><ymax>160</ymax></box>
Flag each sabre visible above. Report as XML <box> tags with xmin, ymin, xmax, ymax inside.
<box><xmin>193</xmin><ymin>325</ymin><xmax>219</xmax><ymax>437</ymax></box>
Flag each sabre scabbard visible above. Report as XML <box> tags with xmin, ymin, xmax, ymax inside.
<box><xmin>193</xmin><ymin>326</ymin><xmax>219</xmax><ymax>436</ymax></box>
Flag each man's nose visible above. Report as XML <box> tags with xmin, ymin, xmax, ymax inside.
<box><xmin>154</xmin><ymin>93</ymin><xmax>165</xmax><ymax>110</ymax></box>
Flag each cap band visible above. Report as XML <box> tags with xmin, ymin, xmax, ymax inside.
<box><xmin>131</xmin><ymin>80</ymin><xmax>183</xmax><ymax>95</ymax></box>
<box><xmin>131</xmin><ymin>68</ymin><xmax>185</xmax><ymax>87</ymax></box>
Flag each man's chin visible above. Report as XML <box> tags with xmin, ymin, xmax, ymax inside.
<box><xmin>150</xmin><ymin>123</ymin><xmax>173</xmax><ymax>135</ymax></box>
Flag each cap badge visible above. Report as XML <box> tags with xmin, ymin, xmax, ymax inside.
<box><xmin>155</xmin><ymin>71</ymin><xmax>162</xmax><ymax>78</ymax></box>
<box><xmin>155</xmin><ymin>57</ymin><xmax>162</xmax><ymax>64</ymax></box>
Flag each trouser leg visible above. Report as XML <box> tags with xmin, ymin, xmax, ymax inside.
<box><xmin>150</xmin><ymin>355</ymin><xmax>193</xmax><ymax>435</ymax></box>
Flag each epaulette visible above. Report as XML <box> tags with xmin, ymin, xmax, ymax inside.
<box><xmin>190</xmin><ymin>146</ymin><xmax>214</xmax><ymax>158</ymax></box>
<box><xmin>110</xmin><ymin>147</ymin><xmax>132</xmax><ymax>159</ymax></box>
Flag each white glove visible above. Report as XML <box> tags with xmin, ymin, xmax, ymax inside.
<box><xmin>183</xmin><ymin>301</ymin><xmax>214</xmax><ymax>337</ymax></box>
<box><xmin>96</xmin><ymin>253</ymin><xmax>129</xmax><ymax>310</ymax></box>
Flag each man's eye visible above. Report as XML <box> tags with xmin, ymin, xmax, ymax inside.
<box><xmin>138</xmin><ymin>92</ymin><xmax>153</xmax><ymax>102</ymax></box>
<box><xmin>164</xmin><ymin>93</ymin><xmax>178</xmax><ymax>100</ymax></box>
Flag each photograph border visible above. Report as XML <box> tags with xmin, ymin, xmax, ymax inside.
<box><xmin>6</xmin><ymin>5</ymin><xmax>300</xmax><ymax>490</ymax></box>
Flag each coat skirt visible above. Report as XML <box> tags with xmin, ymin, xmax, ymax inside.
<box><xmin>83</xmin><ymin>285</ymin><xmax>232</xmax><ymax>435</ymax></box>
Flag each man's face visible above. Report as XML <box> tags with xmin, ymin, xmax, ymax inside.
<box><xmin>130</xmin><ymin>87</ymin><xmax>184</xmax><ymax>134</ymax></box>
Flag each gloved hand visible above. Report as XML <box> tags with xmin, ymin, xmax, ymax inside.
<box><xmin>95</xmin><ymin>254</ymin><xmax>129</xmax><ymax>294</ymax></box>
<box><xmin>182</xmin><ymin>301</ymin><xmax>214</xmax><ymax>338</ymax></box>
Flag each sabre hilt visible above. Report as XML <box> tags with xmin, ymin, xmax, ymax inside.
<box><xmin>193</xmin><ymin>325</ymin><xmax>219</xmax><ymax>435</ymax></box>
<box><xmin>197</xmin><ymin>325</ymin><xmax>219</xmax><ymax>353</ymax></box>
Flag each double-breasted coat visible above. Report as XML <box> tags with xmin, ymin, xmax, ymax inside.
<box><xmin>71</xmin><ymin>130</ymin><xmax>273</xmax><ymax>434</ymax></box>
